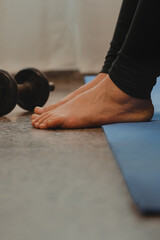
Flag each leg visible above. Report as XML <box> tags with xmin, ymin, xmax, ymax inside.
<box><xmin>32</xmin><ymin>0</ymin><xmax>158</xmax><ymax>129</ymax></box>
<box><xmin>101</xmin><ymin>0</ymin><xmax>139</xmax><ymax>73</ymax></box>
<box><xmin>109</xmin><ymin>0</ymin><xmax>160</xmax><ymax>99</ymax></box>
<box><xmin>33</xmin><ymin>0</ymin><xmax>139</xmax><ymax>116</ymax></box>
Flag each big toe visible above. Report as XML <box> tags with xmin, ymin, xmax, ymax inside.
<box><xmin>31</xmin><ymin>113</ymin><xmax>39</xmax><ymax>120</ymax></box>
<box><xmin>34</xmin><ymin>107</ymin><xmax>44</xmax><ymax>114</ymax></box>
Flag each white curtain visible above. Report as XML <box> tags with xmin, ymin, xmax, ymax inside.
<box><xmin>0</xmin><ymin>0</ymin><xmax>121</xmax><ymax>73</ymax></box>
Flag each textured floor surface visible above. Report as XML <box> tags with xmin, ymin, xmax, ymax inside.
<box><xmin>0</xmin><ymin>78</ymin><xmax>160</xmax><ymax>240</ymax></box>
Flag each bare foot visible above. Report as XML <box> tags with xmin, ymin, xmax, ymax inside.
<box><xmin>33</xmin><ymin>73</ymin><xmax>108</xmax><ymax>116</ymax></box>
<box><xmin>31</xmin><ymin>75</ymin><xmax>154</xmax><ymax>129</ymax></box>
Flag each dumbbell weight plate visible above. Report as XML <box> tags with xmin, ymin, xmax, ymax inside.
<box><xmin>0</xmin><ymin>70</ymin><xmax>18</xmax><ymax>116</ymax></box>
<box><xmin>15</xmin><ymin>68</ymin><xmax>50</xmax><ymax>111</ymax></box>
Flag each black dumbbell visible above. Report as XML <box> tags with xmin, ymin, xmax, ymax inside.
<box><xmin>0</xmin><ymin>68</ymin><xmax>55</xmax><ymax>116</ymax></box>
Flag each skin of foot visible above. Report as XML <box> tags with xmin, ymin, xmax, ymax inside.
<box><xmin>33</xmin><ymin>73</ymin><xmax>108</xmax><ymax>115</ymax></box>
<box><xmin>31</xmin><ymin>75</ymin><xmax>154</xmax><ymax>129</ymax></box>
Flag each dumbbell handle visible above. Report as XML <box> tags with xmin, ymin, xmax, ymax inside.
<box><xmin>18</xmin><ymin>82</ymin><xmax>34</xmax><ymax>104</ymax></box>
<box><xmin>18</xmin><ymin>81</ymin><xmax>55</xmax><ymax>97</ymax></box>
<box><xmin>49</xmin><ymin>82</ymin><xmax>55</xmax><ymax>91</ymax></box>
<box><xmin>17</xmin><ymin>81</ymin><xmax>55</xmax><ymax>110</ymax></box>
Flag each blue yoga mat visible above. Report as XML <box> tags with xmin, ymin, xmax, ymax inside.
<box><xmin>84</xmin><ymin>75</ymin><xmax>160</xmax><ymax>215</ymax></box>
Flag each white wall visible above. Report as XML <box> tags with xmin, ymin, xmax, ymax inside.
<box><xmin>0</xmin><ymin>0</ymin><xmax>122</xmax><ymax>73</ymax></box>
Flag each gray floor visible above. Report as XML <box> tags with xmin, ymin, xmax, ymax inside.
<box><xmin>0</xmin><ymin>78</ymin><xmax>160</xmax><ymax>240</ymax></box>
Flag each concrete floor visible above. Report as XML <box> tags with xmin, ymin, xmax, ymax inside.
<box><xmin>0</xmin><ymin>78</ymin><xmax>160</xmax><ymax>240</ymax></box>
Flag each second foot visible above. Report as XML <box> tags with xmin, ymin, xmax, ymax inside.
<box><xmin>31</xmin><ymin>75</ymin><xmax>154</xmax><ymax>129</ymax></box>
<box><xmin>33</xmin><ymin>73</ymin><xmax>108</xmax><ymax>116</ymax></box>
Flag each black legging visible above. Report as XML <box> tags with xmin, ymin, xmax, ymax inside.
<box><xmin>101</xmin><ymin>0</ymin><xmax>160</xmax><ymax>99</ymax></box>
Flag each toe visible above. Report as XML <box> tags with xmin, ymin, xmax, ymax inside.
<box><xmin>35</xmin><ymin>113</ymin><xmax>52</xmax><ymax>126</ymax></box>
<box><xmin>31</xmin><ymin>119</ymin><xmax>36</xmax><ymax>125</ymax></box>
<box><xmin>32</xmin><ymin>113</ymin><xmax>52</xmax><ymax>128</ymax></box>
<box><xmin>34</xmin><ymin>122</ymin><xmax>40</xmax><ymax>128</ymax></box>
<box><xmin>43</xmin><ymin>105</ymin><xmax>57</xmax><ymax>112</ymax></box>
<box><xmin>39</xmin><ymin>123</ymin><xmax>48</xmax><ymax>129</ymax></box>
<box><xmin>46</xmin><ymin>116</ymin><xmax>64</xmax><ymax>129</ymax></box>
<box><xmin>34</xmin><ymin>106</ymin><xmax>44</xmax><ymax>114</ymax></box>
<box><xmin>31</xmin><ymin>119</ymin><xmax>39</xmax><ymax>128</ymax></box>
<box><xmin>31</xmin><ymin>114</ymin><xmax>39</xmax><ymax>120</ymax></box>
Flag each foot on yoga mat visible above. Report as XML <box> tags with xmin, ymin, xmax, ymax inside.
<box><xmin>84</xmin><ymin>75</ymin><xmax>160</xmax><ymax>215</ymax></box>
